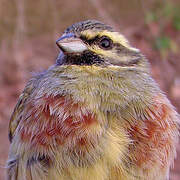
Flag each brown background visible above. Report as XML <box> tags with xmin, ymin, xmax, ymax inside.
<box><xmin>0</xmin><ymin>0</ymin><xmax>179</xmax><ymax>179</ymax></box>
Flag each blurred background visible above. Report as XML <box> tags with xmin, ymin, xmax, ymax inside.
<box><xmin>0</xmin><ymin>0</ymin><xmax>180</xmax><ymax>179</ymax></box>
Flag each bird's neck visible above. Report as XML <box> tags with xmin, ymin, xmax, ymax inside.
<box><xmin>50</xmin><ymin>64</ymin><xmax>160</xmax><ymax>108</ymax></box>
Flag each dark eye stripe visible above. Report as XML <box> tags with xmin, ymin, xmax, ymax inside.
<box><xmin>80</xmin><ymin>35</ymin><xmax>114</xmax><ymax>50</ymax></box>
<box><xmin>80</xmin><ymin>35</ymin><xmax>99</xmax><ymax>45</ymax></box>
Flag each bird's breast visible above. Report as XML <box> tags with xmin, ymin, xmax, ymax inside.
<box><xmin>20</xmin><ymin>94</ymin><xmax>103</xmax><ymax>145</ymax></box>
<box><xmin>17</xmin><ymin>93</ymin><xmax>108</xmax><ymax>167</ymax></box>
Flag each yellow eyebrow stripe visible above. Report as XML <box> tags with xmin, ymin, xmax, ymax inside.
<box><xmin>81</xmin><ymin>30</ymin><xmax>139</xmax><ymax>52</ymax></box>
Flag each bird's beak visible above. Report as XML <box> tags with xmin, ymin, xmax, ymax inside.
<box><xmin>56</xmin><ymin>33</ymin><xmax>88</xmax><ymax>54</ymax></box>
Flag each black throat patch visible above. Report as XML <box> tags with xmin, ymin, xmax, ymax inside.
<box><xmin>62</xmin><ymin>51</ymin><xmax>105</xmax><ymax>66</ymax></box>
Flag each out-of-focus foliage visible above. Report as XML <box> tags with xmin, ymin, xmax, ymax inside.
<box><xmin>145</xmin><ymin>1</ymin><xmax>180</xmax><ymax>59</ymax></box>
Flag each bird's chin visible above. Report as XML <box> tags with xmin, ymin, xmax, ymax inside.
<box><xmin>56</xmin><ymin>50</ymin><xmax>106</xmax><ymax>66</ymax></box>
<box><xmin>56</xmin><ymin>52</ymin><xmax>82</xmax><ymax>66</ymax></box>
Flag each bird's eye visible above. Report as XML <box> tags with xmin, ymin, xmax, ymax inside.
<box><xmin>99</xmin><ymin>36</ymin><xmax>113</xmax><ymax>50</ymax></box>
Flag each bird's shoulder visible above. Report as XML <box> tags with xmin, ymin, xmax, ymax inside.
<box><xmin>8</xmin><ymin>71</ymin><xmax>47</xmax><ymax>142</ymax></box>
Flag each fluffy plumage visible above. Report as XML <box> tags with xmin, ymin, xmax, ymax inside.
<box><xmin>7</xmin><ymin>20</ymin><xmax>179</xmax><ymax>180</ymax></box>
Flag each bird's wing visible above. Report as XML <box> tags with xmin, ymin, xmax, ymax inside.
<box><xmin>8</xmin><ymin>81</ymin><xmax>34</xmax><ymax>143</ymax></box>
<box><xmin>125</xmin><ymin>97</ymin><xmax>179</xmax><ymax>179</ymax></box>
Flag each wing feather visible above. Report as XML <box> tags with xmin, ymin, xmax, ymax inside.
<box><xmin>8</xmin><ymin>81</ymin><xmax>34</xmax><ymax>142</ymax></box>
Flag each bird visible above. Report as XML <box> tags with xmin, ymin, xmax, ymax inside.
<box><xmin>7</xmin><ymin>20</ymin><xmax>179</xmax><ymax>180</ymax></box>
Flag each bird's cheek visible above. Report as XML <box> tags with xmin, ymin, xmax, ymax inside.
<box><xmin>90</xmin><ymin>47</ymin><xmax>118</xmax><ymax>61</ymax></box>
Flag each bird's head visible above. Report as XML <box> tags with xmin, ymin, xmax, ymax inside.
<box><xmin>56</xmin><ymin>20</ymin><xmax>149</xmax><ymax>70</ymax></box>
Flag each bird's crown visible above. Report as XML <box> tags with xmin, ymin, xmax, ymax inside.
<box><xmin>64</xmin><ymin>20</ymin><xmax>114</xmax><ymax>34</ymax></box>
